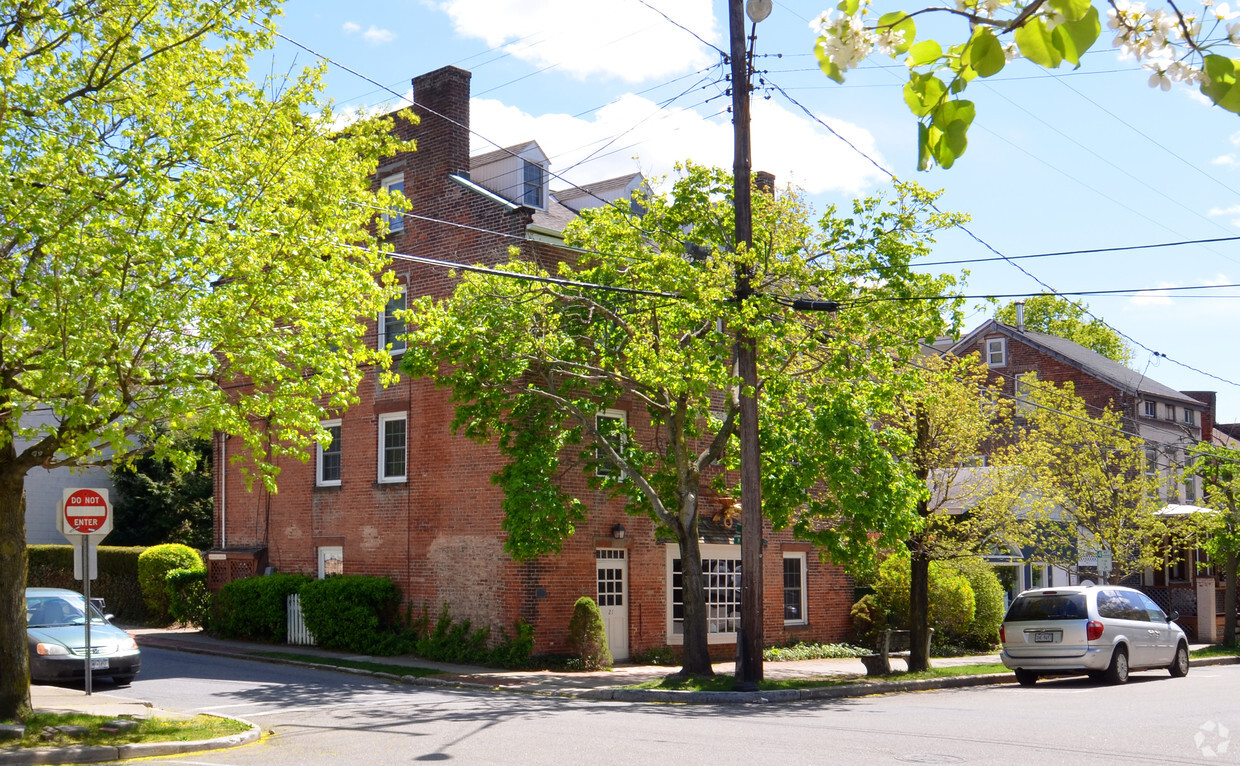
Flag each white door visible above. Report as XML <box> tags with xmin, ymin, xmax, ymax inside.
<box><xmin>596</xmin><ymin>549</ymin><xmax>629</xmax><ymax>660</ymax></box>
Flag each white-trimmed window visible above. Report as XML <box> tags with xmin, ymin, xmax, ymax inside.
<box><xmin>1014</xmin><ymin>378</ymin><xmax>1033</xmax><ymax>414</ymax></box>
<box><xmin>1184</xmin><ymin>409</ymin><xmax>1197</xmax><ymax>425</ymax></box>
<box><xmin>317</xmin><ymin>546</ymin><xmax>343</xmax><ymax>578</ymax></box>
<box><xmin>1144</xmin><ymin>448</ymin><xmax>1158</xmax><ymax>478</ymax></box>
<box><xmin>522</xmin><ymin>160</ymin><xmax>546</xmax><ymax>208</ymax></box>
<box><xmin>379</xmin><ymin>283</ymin><xmax>406</xmax><ymax>355</ymax></box>
<box><xmin>316</xmin><ymin>419</ymin><xmax>342</xmax><ymax>487</ymax></box>
<box><xmin>1184</xmin><ymin>476</ymin><xmax>1197</xmax><ymax>503</ymax></box>
<box><xmin>595</xmin><ymin>409</ymin><xmax>627</xmax><ymax>477</ymax></box>
<box><xmin>1143</xmin><ymin>400</ymin><xmax>1157</xmax><ymax>418</ymax></box>
<box><xmin>378</xmin><ymin>412</ymin><xmax>407</xmax><ymax>483</ymax></box>
<box><xmin>1165</xmin><ymin>405</ymin><xmax>1176</xmax><ymax>421</ymax></box>
<box><xmin>985</xmin><ymin>337</ymin><xmax>1006</xmax><ymax>368</ymax></box>
<box><xmin>381</xmin><ymin>174</ymin><xmax>405</xmax><ymax>234</ymax></box>
<box><xmin>783</xmin><ymin>552</ymin><xmax>808</xmax><ymax>626</ymax></box>
<box><xmin>666</xmin><ymin>544</ymin><xmax>741</xmax><ymax>642</ymax></box>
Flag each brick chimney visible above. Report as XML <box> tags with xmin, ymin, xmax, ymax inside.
<box><xmin>755</xmin><ymin>170</ymin><xmax>775</xmax><ymax>194</ymax></box>
<box><xmin>409</xmin><ymin>66</ymin><xmax>472</xmax><ymax>183</ymax></box>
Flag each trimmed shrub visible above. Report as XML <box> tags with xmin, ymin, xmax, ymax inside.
<box><xmin>27</xmin><ymin>545</ymin><xmax>148</xmax><ymax>623</ymax></box>
<box><xmin>566</xmin><ymin>596</ymin><xmax>611</xmax><ymax>671</ymax></box>
<box><xmin>873</xmin><ymin>553</ymin><xmax>976</xmax><ymax>637</ymax></box>
<box><xmin>849</xmin><ymin>593</ymin><xmax>886</xmax><ymax>648</ymax></box>
<box><xmin>165</xmin><ymin>567</ymin><xmax>210</xmax><ymax>627</ymax></box>
<box><xmin>137</xmin><ymin>543</ymin><xmax>202</xmax><ymax>623</ymax></box>
<box><xmin>299</xmin><ymin>575</ymin><xmax>406</xmax><ymax>654</ymax></box>
<box><xmin>209</xmin><ymin>574</ymin><xmax>310</xmax><ymax>641</ymax></box>
<box><xmin>407</xmin><ymin>603</ymin><xmax>532</xmax><ymax>667</ymax></box>
<box><xmin>944</xmin><ymin>556</ymin><xmax>1006</xmax><ymax>649</ymax></box>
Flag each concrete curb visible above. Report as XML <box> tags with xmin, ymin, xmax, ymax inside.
<box><xmin>0</xmin><ymin>715</ymin><xmax>260</xmax><ymax>765</ymax></box>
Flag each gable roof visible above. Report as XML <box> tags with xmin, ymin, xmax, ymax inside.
<box><xmin>948</xmin><ymin>318</ymin><xmax>1202</xmax><ymax>408</ymax></box>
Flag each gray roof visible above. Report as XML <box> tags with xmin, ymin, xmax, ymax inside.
<box><xmin>950</xmin><ymin>320</ymin><xmax>1202</xmax><ymax>408</ymax></box>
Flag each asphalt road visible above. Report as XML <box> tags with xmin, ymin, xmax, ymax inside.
<box><xmin>118</xmin><ymin>647</ymin><xmax>1240</xmax><ymax>765</ymax></box>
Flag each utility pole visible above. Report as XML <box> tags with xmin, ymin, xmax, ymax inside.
<box><xmin>730</xmin><ymin>0</ymin><xmax>769</xmax><ymax>689</ymax></box>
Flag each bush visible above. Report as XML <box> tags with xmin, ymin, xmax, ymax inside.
<box><xmin>411</xmin><ymin>603</ymin><xmax>489</xmax><ymax>662</ymax></box>
<box><xmin>763</xmin><ymin>642</ymin><xmax>868</xmax><ymax>661</ymax></box>
<box><xmin>299</xmin><ymin>575</ymin><xmax>407</xmax><ymax>654</ymax></box>
<box><xmin>873</xmin><ymin>553</ymin><xmax>976</xmax><ymax>637</ymax></box>
<box><xmin>137</xmin><ymin>543</ymin><xmax>202</xmax><ymax>624</ymax></box>
<box><xmin>849</xmin><ymin>593</ymin><xmax>886</xmax><ymax>649</ymax></box>
<box><xmin>566</xmin><ymin>596</ymin><xmax>611</xmax><ymax>671</ymax></box>
<box><xmin>27</xmin><ymin>545</ymin><xmax>148</xmax><ymax>623</ymax></box>
<box><xmin>165</xmin><ymin>567</ymin><xmax>210</xmax><ymax>627</ymax></box>
<box><xmin>209</xmin><ymin>573</ymin><xmax>310</xmax><ymax>641</ymax></box>
<box><xmin>944</xmin><ymin>556</ymin><xmax>1005</xmax><ymax>649</ymax></box>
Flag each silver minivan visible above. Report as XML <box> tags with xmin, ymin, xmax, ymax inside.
<box><xmin>1000</xmin><ymin>584</ymin><xmax>1189</xmax><ymax>686</ymax></box>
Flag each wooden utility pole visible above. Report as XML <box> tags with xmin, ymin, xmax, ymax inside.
<box><xmin>730</xmin><ymin>0</ymin><xmax>764</xmax><ymax>689</ymax></box>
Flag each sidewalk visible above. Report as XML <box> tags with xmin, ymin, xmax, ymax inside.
<box><xmin>128</xmin><ymin>625</ymin><xmax>1008</xmax><ymax>696</ymax></box>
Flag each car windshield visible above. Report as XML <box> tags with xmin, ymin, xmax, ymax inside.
<box><xmin>26</xmin><ymin>595</ymin><xmax>107</xmax><ymax>627</ymax></box>
<box><xmin>1005</xmin><ymin>593</ymin><xmax>1088</xmax><ymax>621</ymax></box>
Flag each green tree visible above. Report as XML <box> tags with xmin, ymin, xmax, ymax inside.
<box><xmin>892</xmin><ymin>352</ymin><xmax>1030</xmax><ymax>669</ymax></box>
<box><xmin>1187</xmin><ymin>443</ymin><xmax>1240</xmax><ymax>645</ymax></box>
<box><xmin>110</xmin><ymin>436</ymin><xmax>213</xmax><ymax>549</ymax></box>
<box><xmin>996</xmin><ymin>295</ymin><xmax>1133</xmax><ymax>366</ymax></box>
<box><xmin>1011</xmin><ymin>375</ymin><xmax>1171</xmax><ymax>580</ymax></box>
<box><xmin>0</xmin><ymin>1</ymin><xmax>405</xmax><ymax>719</ymax></box>
<box><xmin>812</xmin><ymin>0</ymin><xmax>1240</xmax><ymax>168</ymax></box>
<box><xmin>403</xmin><ymin>163</ymin><xmax>963</xmax><ymax>676</ymax></box>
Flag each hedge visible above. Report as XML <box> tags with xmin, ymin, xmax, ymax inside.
<box><xmin>137</xmin><ymin>543</ymin><xmax>203</xmax><ymax>624</ymax></box>
<box><xmin>299</xmin><ymin>575</ymin><xmax>404</xmax><ymax>654</ymax></box>
<box><xmin>209</xmin><ymin>573</ymin><xmax>311</xmax><ymax>642</ymax></box>
<box><xmin>26</xmin><ymin>545</ymin><xmax>148</xmax><ymax>624</ymax></box>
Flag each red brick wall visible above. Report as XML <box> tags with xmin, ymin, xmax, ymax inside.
<box><xmin>214</xmin><ymin>65</ymin><xmax>857</xmax><ymax>659</ymax></box>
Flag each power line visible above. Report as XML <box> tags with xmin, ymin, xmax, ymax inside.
<box><xmin>915</xmin><ymin>234</ymin><xmax>1240</xmax><ymax>267</ymax></box>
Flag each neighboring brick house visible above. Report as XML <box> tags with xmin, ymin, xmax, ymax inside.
<box><xmin>210</xmin><ymin>65</ymin><xmax>856</xmax><ymax>660</ymax></box>
<box><xmin>947</xmin><ymin>312</ymin><xmax>1217</xmax><ymax>610</ymax></box>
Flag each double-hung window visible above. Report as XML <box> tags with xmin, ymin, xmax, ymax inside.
<box><xmin>522</xmin><ymin>160</ymin><xmax>546</xmax><ymax>208</ymax></box>
<box><xmin>379</xmin><ymin>284</ymin><xmax>406</xmax><ymax>355</ymax></box>
<box><xmin>595</xmin><ymin>410</ymin><xmax>627</xmax><ymax>477</ymax></box>
<box><xmin>316</xmin><ymin>419</ymin><xmax>342</xmax><ymax>487</ymax></box>
<box><xmin>985</xmin><ymin>337</ymin><xmax>1006</xmax><ymax>368</ymax></box>
<box><xmin>783</xmin><ymin>552</ymin><xmax>808</xmax><ymax>626</ymax></box>
<box><xmin>1184</xmin><ymin>409</ymin><xmax>1196</xmax><ymax>425</ymax></box>
<box><xmin>1143</xmin><ymin>400</ymin><xmax>1157</xmax><ymax>418</ymax></box>
<box><xmin>378</xmin><ymin>413</ymin><xmax>407</xmax><ymax>483</ymax></box>
<box><xmin>381</xmin><ymin>174</ymin><xmax>405</xmax><ymax>234</ymax></box>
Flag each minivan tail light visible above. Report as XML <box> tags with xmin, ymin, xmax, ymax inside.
<box><xmin>999</xmin><ymin>625</ymin><xmax>1006</xmax><ymax>644</ymax></box>
<box><xmin>1086</xmin><ymin>620</ymin><xmax>1105</xmax><ymax>641</ymax></box>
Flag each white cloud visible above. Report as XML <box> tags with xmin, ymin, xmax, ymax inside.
<box><xmin>1211</xmin><ymin>153</ymin><xmax>1240</xmax><ymax>170</ymax></box>
<box><xmin>466</xmin><ymin>93</ymin><xmax>887</xmax><ymax>196</ymax></box>
<box><xmin>1230</xmin><ymin>130</ymin><xmax>1240</xmax><ymax>147</ymax></box>
<box><xmin>1208</xmin><ymin>203</ymin><xmax>1240</xmax><ymax>226</ymax></box>
<box><xmin>342</xmin><ymin>21</ymin><xmax>396</xmax><ymax>46</ymax></box>
<box><xmin>1129</xmin><ymin>282</ymin><xmax>1176</xmax><ymax>306</ymax></box>
<box><xmin>437</xmin><ymin>0</ymin><xmax>718</xmax><ymax>83</ymax></box>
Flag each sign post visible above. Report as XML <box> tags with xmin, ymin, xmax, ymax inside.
<box><xmin>58</xmin><ymin>488</ymin><xmax>112</xmax><ymax>695</ymax></box>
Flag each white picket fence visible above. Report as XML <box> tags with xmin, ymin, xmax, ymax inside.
<box><xmin>287</xmin><ymin>594</ymin><xmax>316</xmax><ymax>646</ymax></box>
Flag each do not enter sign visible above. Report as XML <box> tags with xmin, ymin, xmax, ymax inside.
<box><xmin>59</xmin><ymin>488</ymin><xmax>112</xmax><ymax>537</ymax></box>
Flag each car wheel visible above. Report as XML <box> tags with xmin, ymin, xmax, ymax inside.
<box><xmin>1169</xmin><ymin>643</ymin><xmax>1190</xmax><ymax>678</ymax></box>
<box><xmin>111</xmin><ymin>675</ymin><xmax>135</xmax><ymax>686</ymax></box>
<box><xmin>1104</xmin><ymin>646</ymin><xmax>1129</xmax><ymax>684</ymax></box>
<box><xmin>1014</xmin><ymin>669</ymin><xmax>1038</xmax><ymax>687</ymax></box>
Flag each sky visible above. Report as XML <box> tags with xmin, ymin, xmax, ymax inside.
<box><xmin>266</xmin><ymin>0</ymin><xmax>1240</xmax><ymax>421</ymax></box>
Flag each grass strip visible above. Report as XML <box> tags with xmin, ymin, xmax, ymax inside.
<box><xmin>1191</xmin><ymin>643</ymin><xmax>1240</xmax><ymax>658</ymax></box>
<box><xmin>252</xmin><ymin>651</ymin><xmax>441</xmax><ymax>678</ymax></box>
<box><xmin>628</xmin><ymin>662</ymin><xmax>1009</xmax><ymax>692</ymax></box>
<box><xmin>2</xmin><ymin>712</ymin><xmax>249</xmax><ymax>749</ymax></box>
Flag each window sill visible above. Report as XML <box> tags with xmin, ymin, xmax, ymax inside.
<box><xmin>376</xmin><ymin>479</ymin><xmax>407</xmax><ymax>487</ymax></box>
<box><xmin>315</xmin><ymin>482</ymin><xmax>342</xmax><ymax>490</ymax></box>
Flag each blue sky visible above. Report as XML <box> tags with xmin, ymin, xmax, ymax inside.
<box><xmin>268</xmin><ymin>0</ymin><xmax>1240</xmax><ymax>421</ymax></box>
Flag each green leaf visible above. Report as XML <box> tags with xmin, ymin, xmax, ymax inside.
<box><xmin>1051</xmin><ymin>7</ymin><xmax>1100</xmax><ymax>67</ymax></box>
<box><xmin>908</xmin><ymin>40</ymin><xmax>942</xmax><ymax>67</ymax></box>
<box><xmin>815</xmin><ymin>40</ymin><xmax>846</xmax><ymax>83</ymax></box>
<box><xmin>1048</xmin><ymin>0</ymin><xmax>1093</xmax><ymax>22</ymax></box>
<box><xmin>877</xmin><ymin>11</ymin><xmax>917</xmax><ymax>55</ymax></box>
<box><xmin>918</xmin><ymin>122</ymin><xmax>933</xmax><ymax>171</ymax></box>
<box><xmin>930</xmin><ymin>100</ymin><xmax>974</xmax><ymax>167</ymax></box>
<box><xmin>903</xmin><ymin>72</ymin><xmax>947</xmax><ymax>118</ymax></box>
<box><xmin>1014</xmin><ymin>19</ymin><xmax>1063</xmax><ymax>69</ymax></box>
<box><xmin>966</xmin><ymin>28</ymin><xmax>1006</xmax><ymax>78</ymax></box>
<box><xmin>1202</xmin><ymin>55</ymin><xmax>1240</xmax><ymax>114</ymax></box>
<box><xmin>837</xmin><ymin>0</ymin><xmax>860</xmax><ymax>15</ymax></box>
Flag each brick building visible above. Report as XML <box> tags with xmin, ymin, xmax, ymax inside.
<box><xmin>211</xmin><ymin>66</ymin><xmax>856</xmax><ymax>660</ymax></box>
<box><xmin>947</xmin><ymin>311</ymin><xmax>1215</xmax><ymax>605</ymax></box>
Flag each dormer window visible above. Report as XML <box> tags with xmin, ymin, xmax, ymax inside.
<box><xmin>1143</xmin><ymin>400</ymin><xmax>1157</xmax><ymax>418</ymax></box>
<box><xmin>1184</xmin><ymin>409</ymin><xmax>1196</xmax><ymax>425</ymax></box>
<box><xmin>523</xmin><ymin>160</ymin><xmax>546</xmax><ymax>208</ymax></box>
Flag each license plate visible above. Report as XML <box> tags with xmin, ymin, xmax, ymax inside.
<box><xmin>90</xmin><ymin>658</ymin><xmax>109</xmax><ymax>670</ymax></box>
<box><xmin>1033</xmin><ymin>631</ymin><xmax>1056</xmax><ymax>643</ymax></box>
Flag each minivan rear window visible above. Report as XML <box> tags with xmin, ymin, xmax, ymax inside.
<box><xmin>1005</xmin><ymin>593</ymin><xmax>1087</xmax><ymax>621</ymax></box>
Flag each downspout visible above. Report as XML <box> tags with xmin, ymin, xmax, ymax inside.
<box><xmin>219</xmin><ymin>432</ymin><xmax>227</xmax><ymax>549</ymax></box>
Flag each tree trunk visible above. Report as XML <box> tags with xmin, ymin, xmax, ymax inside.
<box><xmin>0</xmin><ymin>467</ymin><xmax>32</xmax><ymax>720</ymax></box>
<box><xmin>1225</xmin><ymin>550</ymin><xmax>1238</xmax><ymax>646</ymax></box>
<box><xmin>908</xmin><ymin>538</ymin><xmax>931</xmax><ymax>672</ymax></box>
<box><xmin>675</xmin><ymin>524</ymin><xmax>714</xmax><ymax>676</ymax></box>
